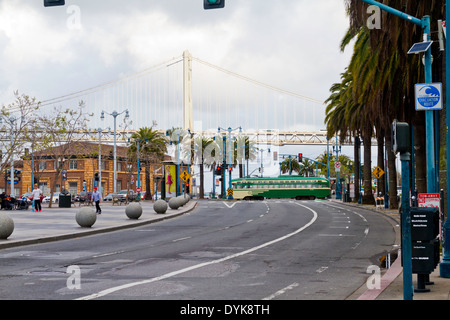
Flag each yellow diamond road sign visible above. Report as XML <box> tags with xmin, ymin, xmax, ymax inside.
<box><xmin>180</xmin><ymin>170</ymin><xmax>191</xmax><ymax>183</ymax></box>
<box><xmin>372</xmin><ymin>166</ymin><xmax>385</xmax><ymax>179</ymax></box>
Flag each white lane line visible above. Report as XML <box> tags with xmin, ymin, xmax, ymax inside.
<box><xmin>173</xmin><ymin>237</ymin><xmax>191</xmax><ymax>243</ymax></box>
<box><xmin>76</xmin><ymin>202</ymin><xmax>318</xmax><ymax>300</ymax></box>
<box><xmin>262</xmin><ymin>282</ymin><xmax>299</xmax><ymax>300</ymax></box>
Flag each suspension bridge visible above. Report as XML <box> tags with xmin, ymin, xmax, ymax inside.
<box><xmin>35</xmin><ymin>50</ymin><xmax>332</xmax><ymax>146</ymax></box>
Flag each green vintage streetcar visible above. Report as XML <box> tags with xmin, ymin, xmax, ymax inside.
<box><xmin>231</xmin><ymin>176</ymin><xmax>331</xmax><ymax>200</ymax></box>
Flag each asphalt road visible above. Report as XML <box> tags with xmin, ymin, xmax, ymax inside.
<box><xmin>0</xmin><ymin>199</ymin><xmax>396</xmax><ymax>301</ymax></box>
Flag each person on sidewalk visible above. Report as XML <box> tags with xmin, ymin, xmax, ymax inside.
<box><xmin>32</xmin><ymin>184</ymin><xmax>43</xmax><ymax>212</ymax></box>
<box><xmin>92</xmin><ymin>187</ymin><xmax>101</xmax><ymax>214</ymax></box>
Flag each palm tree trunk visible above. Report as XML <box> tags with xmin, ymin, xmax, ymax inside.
<box><xmin>362</xmin><ymin>127</ymin><xmax>375</xmax><ymax>205</ymax></box>
<box><xmin>414</xmin><ymin>118</ymin><xmax>427</xmax><ymax>193</ymax></box>
<box><xmin>145</xmin><ymin>162</ymin><xmax>151</xmax><ymax>200</ymax></box>
<box><xmin>376</xmin><ymin>129</ymin><xmax>385</xmax><ymax>197</ymax></box>
<box><xmin>385</xmin><ymin>123</ymin><xmax>398</xmax><ymax>209</ymax></box>
<box><xmin>353</xmin><ymin>136</ymin><xmax>360</xmax><ymax>203</ymax></box>
<box><xmin>199</xmin><ymin>163</ymin><xmax>204</xmax><ymax>199</ymax></box>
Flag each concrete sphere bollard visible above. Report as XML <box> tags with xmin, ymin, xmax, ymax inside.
<box><xmin>153</xmin><ymin>200</ymin><xmax>168</xmax><ymax>214</ymax></box>
<box><xmin>126</xmin><ymin>202</ymin><xmax>143</xmax><ymax>220</ymax></box>
<box><xmin>176</xmin><ymin>196</ymin><xmax>185</xmax><ymax>207</ymax></box>
<box><xmin>0</xmin><ymin>212</ymin><xmax>14</xmax><ymax>239</ymax></box>
<box><xmin>168</xmin><ymin>197</ymin><xmax>181</xmax><ymax>210</ymax></box>
<box><xmin>76</xmin><ymin>207</ymin><xmax>97</xmax><ymax>228</ymax></box>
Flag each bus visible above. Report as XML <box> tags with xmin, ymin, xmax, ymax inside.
<box><xmin>231</xmin><ymin>176</ymin><xmax>331</xmax><ymax>200</ymax></box>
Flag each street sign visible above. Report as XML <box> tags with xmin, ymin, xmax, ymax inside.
<box><xmin>227</xmin><ymin>188</ymin><xmax>233</xmax><ymax>196</ymax></box>
<box><xmin>418</xmin><ymin>193</ymin><xmax>440</xmax><ymax>208</ymax></box>
<box><xmin>372</xmin><ymin>166</ymin><xmax>385</xmax><ymax>179</ymax></box>
<box><xmin>335</xmin><ymin>162</ymin><xmax>341</xmax><ymax>173</ymax></box>
<box><xmin>136</xmin><ymin>187</ymin><xmax>141</xmax><ymax>193</ymax></box>
<box><xmin>415</xmin><ymin>83</ymin><xmax>443</xmax><ymax>111</ymax></box>
<box><xmin>179</xmin><ymin>170</ymin><xmax>191</xmax><ymax>183</ymax></box>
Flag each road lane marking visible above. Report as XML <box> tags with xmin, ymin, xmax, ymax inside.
<box><xmin>173</xmin><ymin>237</ymin><xmax>191</xmax><ymax>243</ymax></box>
<box><xmin>316</xmin><ymin>266</ymin><xmax>328</xmax><ymax>273</ymax></box>
<box><xmin>76</xmin><ymin>202</ymin><xmax>318</xmax><ymax>300</ymax></box>
<box><xmin>223</xmin><ymin>201</ymin><xmax>239</xmax><ymax>208</ymax></box>
<box><xmin>262</xmin><ymin>282</ymin><xmax>299</xmax><ymax>300</ymax></box>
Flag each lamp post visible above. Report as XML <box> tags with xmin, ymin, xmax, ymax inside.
<box><xmin>218</xmin><ymin>126</ymin><xmax>242</xmax><ymax>199</ymax></box>
<box><xmin>96</xmin><ymin>127</ymin><xmax>110</xmax><ymax>197</ymax></box>
<box><xmin>101</xmin><ymin>109</ymin><xmax>129</xmax><ymax>193</ymax></box>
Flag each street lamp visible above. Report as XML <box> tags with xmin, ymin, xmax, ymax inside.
<box><xmin>101</xmin><ymin>109</ymin><xmax>129</xmax><ymax>193</ymax></box>
<box><xmin>95</xmin><ymin>127</ymin><xmax>110</xmax><ymax>196</ymax></box>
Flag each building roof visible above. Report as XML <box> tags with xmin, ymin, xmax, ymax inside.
<box><xmin>30</xmin><ymin>141</ymin><xmax>130</xmax><ymax>160</ymax></box>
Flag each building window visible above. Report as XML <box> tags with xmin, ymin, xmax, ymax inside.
<box><xmin>69</xmin><ymin>160</ymin><xmax>77</xmax><ymax>170</ymax></box>
<box><xmin>101</xmin><ymin>160</ymin><xmax>106</xmax><ymax>171</ymax></box>
<box><xmin>39</xmin><ymin>161</ymin><xmax>46</xmax><ymax>171</ymax></box>
<box><xmin>117</xmin><ymin>162</ymin><xmax>122</xmax><ymax>171</ymax></box>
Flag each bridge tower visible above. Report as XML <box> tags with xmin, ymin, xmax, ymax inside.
<box><xmin>183</xmin><ymin>50</ymin><xmax>193</xmax><ymax>131</ymax></box>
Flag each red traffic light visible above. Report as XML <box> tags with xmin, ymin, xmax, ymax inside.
<box><xmin>298</xmin><ymin>153</ymin><xmax>303</xmax><ymax>162</ymax></box>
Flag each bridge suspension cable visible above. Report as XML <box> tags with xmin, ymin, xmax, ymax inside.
<box><xmin>192</xmin><ymin>57</ymin><xmax>324</xmax><ymax>105</ymax></box>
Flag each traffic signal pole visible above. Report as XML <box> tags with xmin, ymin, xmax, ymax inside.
<box><xmin>440</xmin><ymin>0</ymin><xmax>450</xmax><ymax>278</ymax></box>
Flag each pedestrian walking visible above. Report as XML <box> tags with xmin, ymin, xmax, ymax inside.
<box><xmin>92</xmin><ymin>187</ymin><xmax>101</xmax><ymax>214</ymax></box>
<box><xmin>32</xmin><ymin>184</ymin><xmax>43</xmax><ymax>212</ymax></box>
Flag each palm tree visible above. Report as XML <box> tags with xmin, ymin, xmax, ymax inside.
<box><xmin>128</xmin><ymin>126</ymin><xmax>167</xmax><ymax>200</ymax></box>
<box><xmin>193</xmin><ymin>136</ymin><xmax>214</xmax><ymax>199</ymax></box>
<box><xmin>342</xmin><ymin>0</ymin><xmax>445</xmax><ymax>207</ymax></box>
<box><xmin>280</xmin><ymin>158</ymin><xmax>301</xmax><ymax>175</ymax></box>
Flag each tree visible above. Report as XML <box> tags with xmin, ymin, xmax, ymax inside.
<box><xmin>193</xmin><ymin>136</ymin><xmax>214</xmax><ymax>199</ymax></box>
<box><xmin>280</xmin><ymin>158</ymin><xmax>301</xmax><ymax>175</ymax></box>
<box><xmin>128</xmin><ymin>125</ymin><xmax>167</xmax><ymax>200</ymax></box>
<box><xmin>35</xmin><ymin>101</ymin><xmax>92</xmax><ymax>207</ymax></box>
<box><xmin>0</xmin><ymin>92</ymin><xmax>40</xmax><ymax>186</ymax></box>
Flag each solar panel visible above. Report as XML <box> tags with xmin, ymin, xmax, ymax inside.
<box><xmin>408</xmin><ymin>41</ymin><xmax>433</xmax><ymax>54</ymax></box>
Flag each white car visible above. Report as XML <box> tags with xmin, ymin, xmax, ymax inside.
<box><xmin>42</xmin><ymin>194</ymin><xmax>59</xmax><ymax>203</ymax></box>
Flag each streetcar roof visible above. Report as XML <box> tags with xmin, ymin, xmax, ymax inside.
<box><xmin>231</xmin><ymin>176</ymin><xmax>329</xmax><ymax>183</ymax></box>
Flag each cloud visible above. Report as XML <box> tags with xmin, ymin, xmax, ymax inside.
<box><xmin>0</xmin><ymin>0</ymin><xmax>352</xmax><ymax>120</ymax></box>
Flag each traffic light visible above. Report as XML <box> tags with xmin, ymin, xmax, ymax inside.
<box><xmin>44</xmin><ymin>0</ymin><xmax>65</xmax><ymax>7</ymax></box>
<box><xmin>204</xmin><ymin>0</ymin><xmax>225</xmax><ymax>10</ymax></box>
<box><xmin>392</xmin><ymin>120</ymin><xmax>410</xmax><ymax>154</ymax></box>
<box><xmin>298</xmin><ymin>153</ymin><xmax>303</xmax><ymax>162</ymax></box>
<box><xmin>215</xmin><ymin>165</ymin><xmax>222</xmax><ymax>175</ymax></box>
<box><xmin>94</xmin><ymin>172</ymin><xmax>99</xmax><ymax>181</ymax></box>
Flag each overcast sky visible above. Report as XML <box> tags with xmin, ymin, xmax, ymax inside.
<box><xmin>0</xmin><ymin>0</ymin><xmax>353</xmax><ymax>110</ymax></box>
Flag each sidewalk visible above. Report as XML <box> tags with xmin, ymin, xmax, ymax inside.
<box><xmin>0</xmin><ymin>200</ymin><xmax>197</xmax><ymax>250</ymax></box>
<box><xmin>332</xmin><ymin>199</ymin><xmax>450</xmax><ymax>300</ymax></box>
